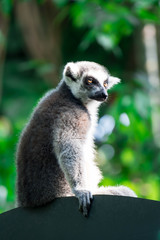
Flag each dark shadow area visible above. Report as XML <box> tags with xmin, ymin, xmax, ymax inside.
<box><xmin>0</xmin><ymin>195</ymin><xmax>160</xmax><ymax>240</ymax></box>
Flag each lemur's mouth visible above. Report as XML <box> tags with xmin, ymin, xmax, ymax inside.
<box><xmin>89</xmin><ymin>91</ymin><xmax>108</xmax><ymax>102</ymax></box>
<box><xmin>91</xmin><ymin>97</ymin><xmax>107</xmax><ymax>102</ymax></box>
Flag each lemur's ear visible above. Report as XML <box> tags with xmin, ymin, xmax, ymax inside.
<box><xmin>63</xmin><ymin>62</ymin><xmax>79</xmax><ymax>82</ymax></box>
<box><xmin>107</xmin><ymin>76</ymin><xmax>121</xmax><ymax>89</ymax></box>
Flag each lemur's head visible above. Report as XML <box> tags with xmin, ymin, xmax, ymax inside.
<box><xmin>63</xmin><ymin>61</ymin><xmax>120</xmax><ymax>104</ymax></box>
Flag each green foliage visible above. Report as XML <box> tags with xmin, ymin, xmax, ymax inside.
<box><xmin>0</xmin><ymin>57</ymin><xmax>49</xmax><ymax>213</ymax></box>
<box><xmin>98</xmin><ymin>79</ymin><xmax>160</xmax><ymax>200</ymax></box>
<box><xmin>0</xmin><ymin>0</ymin><xmax>13</xmax><ymax>15</ymax></box>
<box><xmin>0</xmin><ymin>30</ymin><xmax>6</xmax><ymax>48</ymax></box>
<box><xmin>0</xmin><ymin>118</ymin><xmax>17</xmax><ymax>213</ymax></box>
<box><xmin>65</xmin><ymin>0</ymin><xmax>160</xmax><ymax>51</ymax></box>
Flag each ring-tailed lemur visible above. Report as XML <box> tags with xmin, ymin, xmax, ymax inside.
<box><xmin>16</xmin><ymin>61</ymin><xmax>136</xmax><ymax>217</ymax></box>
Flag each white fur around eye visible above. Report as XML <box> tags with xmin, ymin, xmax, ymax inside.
<box><xmin>108</xmin><ymin>76</ymin><xmax>121</xmax><ymax>89</ymax></box>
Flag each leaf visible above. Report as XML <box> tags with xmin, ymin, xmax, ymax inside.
<box><xmin>0</xmin><ymin>0</ymin><xmax>12</xmax><ymax>14</ymax></box>
<box><xmin>137</xmin><ymin>8</ymin><xmax>159</xmax><ymax>23</ymax></box>
<box><xmin>79</xmin><ymin>30</ymin><xmax>96</xmax><ymax>50</ymax></box>
<box><xmin>52</xmin><ymin>0</ymin><xmax>69</xmax><ymax>8</ymax></box>
<box><xmin>96</xmin><ymin>33</ymin><xmax>115</xmax><ymax>50</ymax></box>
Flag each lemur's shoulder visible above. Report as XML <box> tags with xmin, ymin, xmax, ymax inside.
<box><xmin>36</xmin><ymin>82</ymin><xmax>89</xmax><ymax>116</ymax></box>
<box><xmin>29</xmin><ymin>82</ymin><xmax>90</xmax><ymax>135</ymax></box>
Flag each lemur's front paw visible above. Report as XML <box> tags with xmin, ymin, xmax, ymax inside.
<box><xmin>74</xmin><ymin>190</ymin><xmax>93</xmax><ymax>217</ymax></box>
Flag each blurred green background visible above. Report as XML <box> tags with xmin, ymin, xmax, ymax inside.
<box><xmin>0</xmin><ymin>0</ymin><xmax>160</xmax><ymax>213</ymax></box>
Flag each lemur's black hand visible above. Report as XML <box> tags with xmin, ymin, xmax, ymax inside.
<box><xmin>74</xmin><ymin>190</ymin><xmax>93</xmax><ymax>217</ymax></box>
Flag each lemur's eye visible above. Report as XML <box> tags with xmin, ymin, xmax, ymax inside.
<box><xmin>85</xmin><ymin>76</ymin><xmax>98</xmax><ymax>86</ymax></box>
<box><xmin>87</xmin><ymin>77</ymin><xmax>93</xmax><ymax>84</ymax></box>
<box><xmin>104</xmin><ymin>80</ymin><xmax>108</xmax><ymax>88</ymax></box>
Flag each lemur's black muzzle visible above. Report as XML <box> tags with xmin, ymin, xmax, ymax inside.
<box><xmin>89</xmin><ymin>89</ymin><xmax>108</xmax><ymax>102</ymax></box>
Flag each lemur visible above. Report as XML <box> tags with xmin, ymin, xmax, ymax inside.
<box><xmin>16</xmin><ymin>61</ymin><xmax>136</xmax><ymax>217</ymax></box>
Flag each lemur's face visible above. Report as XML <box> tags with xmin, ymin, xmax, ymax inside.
<box><xmin>63</xmin><ymin>61</ymin><xmax>120</xmax><ymax>103</ymax></box>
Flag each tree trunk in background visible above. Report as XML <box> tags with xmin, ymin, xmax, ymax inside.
<box><xmin>156</xmin><ymin>26</ymin><xmax>160</xmax><ymax>76</ymax></box>
<box><xmin>15</xmin><ymin>0</ymin><xmax>62</xmax><ymax>86</ymax></box>
<box><xmin>142</xmin><ymin>24</ymin><xmax>160</xmax><ymax>149</ymax></box>
<box><xmin>133</xmin><ymin>25</ymin><xmax>146</xmax><ymax>74</ymax></box>
<box><xmin>0</xmin><ymin>12</ymin><xmax>9</xmax><ymax>112</ymax></box>
<box><xmin>134</xmin><ymin>24</ymin><xmax>160</xmax><ymax>149</ymax></box>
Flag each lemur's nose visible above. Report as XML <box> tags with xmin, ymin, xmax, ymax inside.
<box><xmin>101</xmin><ymin>91</ymin><xmax>108</xmax><ymax>99</ymax></box>
<box><xmin>89</xmin><ymin>89</ymin><xmax>108</xmax><ymax>102</ymax></box>
<box><xmin>99</xmin><ymin>89</ymin><xmax>108</xmax><ymax>100</ymax></box>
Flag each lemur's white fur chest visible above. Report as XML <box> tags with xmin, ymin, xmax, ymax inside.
<box><xmin>83</xmin><ymin>101</ymin><xmax>102</xmax><ymax>191</ymax></box>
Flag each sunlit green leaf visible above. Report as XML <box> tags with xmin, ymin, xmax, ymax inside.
<box><xmin>120</xmin><ymin>148</ymin><xmax>135</xmax><ymax>167</ymax></box>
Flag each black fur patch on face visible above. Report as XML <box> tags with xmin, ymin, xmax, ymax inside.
<box><xmin>83</xmin><ymin>76</ymin><xmax>101</xmax><ymax>89</ymax></box>
<box><xmin>65</xmin><ymin>67</ymin><xmax>76</xmax><ymax>82</ymax></box>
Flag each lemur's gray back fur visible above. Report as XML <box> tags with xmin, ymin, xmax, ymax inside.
<box><xmin>16</xmin><ymin>82</ymin><xmax>90</xmax><ymax>206</ymax></box>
